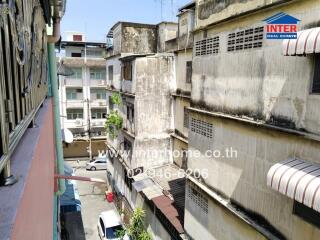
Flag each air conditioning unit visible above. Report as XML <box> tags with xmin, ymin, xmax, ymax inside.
<box><xmin>75</xmin><ymin>119</ymin><xmax>82</xmax><ymax>126</ymax></box>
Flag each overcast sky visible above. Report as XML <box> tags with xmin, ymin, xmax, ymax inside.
<box><xmin>61</xmin><ymin>0</ymin><xmax>192</xmax><ymax>42</ymax></box>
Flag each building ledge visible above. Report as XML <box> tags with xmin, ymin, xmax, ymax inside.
<box><xmin>188</xmin><ymin>107</ymin><xmax>320</xmax><ymax>143</ymax></box>
<box><xmin>106</xmin><ymin>87</ymin><xmax>136</xmax><ymax>98</ymax></box>
<box><xmin>171</xmin><ymin>93</ymin><xmax>191</xmax><ymax>100</ymax></box>
<box><xmin>171</xmin><ymin>133</ymin><xmax>188</xmax><ymax>144</ymax></box>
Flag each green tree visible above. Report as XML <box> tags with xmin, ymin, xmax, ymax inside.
<box><xmin>105</xmin><ymin>93</ymin><xmax>123</xmax><ymax>138</ymax></box>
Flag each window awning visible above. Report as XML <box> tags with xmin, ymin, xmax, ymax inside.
<box><xmin>267</xmin><ymin>158</ymin><xmax>320</xmax><ymax>212</ymax></box>
<box><xmin>283</xmin><ymin>27</ymin><xmax>320</xmax><ymax>56</ymax></box>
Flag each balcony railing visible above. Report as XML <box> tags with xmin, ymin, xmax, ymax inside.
<box><xmin>0</xmin><ymin>1</ymin><xmax>49</xmax><ymax>178</ymax></box>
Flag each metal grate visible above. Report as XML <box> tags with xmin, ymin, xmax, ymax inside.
<box><xmin>227</xmin><ymin>26</ymin><xmax>264</xmax><ymax>52</ymax></box>
<box><xmin>187</xmin><ymin>182</ymin><xmax>208</xmax><ymax>214</ymax></box>
<box><xmin>190</xmin><ymin>118</ymin><xmax>213</xmax><ymax>139</ymax></box>
<box><xmin>195</xmin><ymin>36</ymin><xmax>220</xmax><ymax>56</ymax></box>
<box><xmin>0</xmin><ymin>1</ymin><xmax>49</xmax><ymax>174</ymax></box>
<box><xmin>312</xmin><ymin>54</ymin><xmax>320</xmax><ymax>93</ymax></box>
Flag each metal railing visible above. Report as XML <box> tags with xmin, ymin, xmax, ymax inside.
<box><xmin>0</xmin><ymin>0</ymin><xmax>49</xmax><ymax>184</ymax></box>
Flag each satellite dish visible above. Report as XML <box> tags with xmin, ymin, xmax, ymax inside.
<box><xmin>61</xmin><ymin>128</ymin><xmax>74</xmax><ymax>143</ymax></box>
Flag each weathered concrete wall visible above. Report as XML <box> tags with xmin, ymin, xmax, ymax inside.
<box><xmin>187</xmin><ymin>110</ymin><xmax>320</xmax><ymax>239</ymax></box>
<box><xmin>184</xmin><ymin>179</ymin><xmax>267</xmax><ymax>240</ymax></box>
<box><xmin>121</xmin><ymin>25</ymin><xmax>157</xmax><ymax>54</ymax></box>
<box><xmin>175</xmin><ymin>50</ymin><xmax>192</xmax><ymax>94</ymax></box>
<box><xmin>157</xmin><ymin>22</ymin><xmax>178</xmax><ymax>53</ymax></box>
<box><xmin>192</xmin><ymin>0</ymin><xmax>320</xmax><ymax>134</ymax></box>
<box><xmin>196</xmin><ymin>0</ymin><xmax>293</xmax><ymax>28</ymax></box>
<box><xmin>113</xmin><ymin>24</ymin><xmax>122</xmax><ymax>55</ymax></box>
<box><xmin>63</xmin><ymin>140</ymin><xmax>107</xmax><ymax>158</ymax></box>
<box><xmin>173</xmin><ymin>97</ymin><xmax>190</xmax><ymax>138</ymax></box>
<box><xmin>178</xmin><ymin>10</ymin><xmax>195</xmax><ymax>50</ymax></box>
<box><xmin>172</xmin><ymin>137</ymin><xmax>188</xmax><ymax>168</ymax></box>
<box><xmin>106</xmin><ymin>56</ymin><xmax>122</xmax><ymax>90</ymax></box>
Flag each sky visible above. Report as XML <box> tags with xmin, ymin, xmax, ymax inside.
<box><xmin>61</xmin><ymin>0</ymin><xmax>192</xmax><ymax>42</ymax></box>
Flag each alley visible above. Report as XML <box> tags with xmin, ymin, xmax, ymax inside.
<box><xmin>67</xmin><ymin>160</ymin><xmax>115</xmax><ymax>240</ymax></box>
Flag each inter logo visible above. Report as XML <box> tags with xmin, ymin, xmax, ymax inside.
<box><xmin>264</xmin><ymin>12</ymin><xmax>300</xmax><ymax>39</ymax></box>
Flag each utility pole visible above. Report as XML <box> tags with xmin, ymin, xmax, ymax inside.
<box><xmin>87</xmin><ymin>98</ymin><xmax>92</xmax><ymax>161</ymax></box>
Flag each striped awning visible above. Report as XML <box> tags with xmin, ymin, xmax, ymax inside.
<box><xmin>267</xmin><ymin>158</ymin><xmax>320</xmax><ymax>212</ymax></box>
<box><xmin>283</xmin><ymin>27</ymin><xmax>320</xmax><ymax>56</ymax></box>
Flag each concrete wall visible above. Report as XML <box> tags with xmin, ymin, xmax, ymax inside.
<box><xmin>63</xmin><ymin>140</ymin><xmax>107</xmax><ymax>158</ymax></box>
<box><xmin>187</xmin><ymin>110</ymin><xmax>320</xmax><ymax>239</ymax></box>
<box><xmin>184</xmin><ymin>180</ymin><xmax>266</xmax><ymax>240</ymax></box>
<box><xmin>175</xmin><ymin>50</ymin><xmax>192</xmax><ymax>94</ymax></box>
<box><xmin>195</xmin><ymin>0</ymin><xmax>293</xmax><ymax>28</ymax></box>
<box><xmin>157</xmin><ymin>22</ymin><xmax>178</xmax><ymax>53</ymax></box>
<box><xmin>106</xmin><ymin>55</ymin><xmax>122</xmax><ymax>90</ymax></box>
<box><xmin>192</xmin><ymin>0</ymin><xmax>320</xmax><ymax>134</ymax></box>
<box><xmin>172</xmin><ymin>137</ymin><xmax>188</xmax><ymax>168</ymax></box>
<box><xmin>173</xmin><ymin>97</ymin><xmax>190</xmax><ymax>138</ymax></box>
<box><xmin>178</xmin><ymin>10</ymin><xmax>195</xmax><ymax>49</ymax></box>
<box><xmin>121</xmin><ymin>24</ymin><xmax>157</xmax><ymax>54</ymax></box>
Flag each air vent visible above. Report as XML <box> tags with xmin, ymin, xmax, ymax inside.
<box><xmin>227</xmin><ymin>26</ymin><xmax>264</xmax><ymax>52</ymax></box>
<box><xmin>195</xmin><ymin>36</ymin><xmax>220</xmax><ymax>56</ymax></box>
<box><xmin>190</xmin><ymin>118</ymin><xmax>213</xmax><ymax>139</ymax></box>
<box><xmin>187</xmin><ymin>182</ymin><xmax>208</xmax><ymax>214</ymax></box>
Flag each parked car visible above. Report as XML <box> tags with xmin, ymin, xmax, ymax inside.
<box><xmin>86</xmin><ymin>155</ymin><xmax>108</xmax><ymax>171</ymax></box>
<box><xmin>97</xmin><ymin>210</ymin><xmax>130</xmax><ymax>240</ymax></box>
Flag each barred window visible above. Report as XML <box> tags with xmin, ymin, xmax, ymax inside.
<box><xmin>227</xmin><ymin>26</ymin><xmax>264</xmax><ymax>52</ymax></box>
<box><xmin>195</xmin><ymin>36</ymin><xmax>219</xmax><ymax>56</ymax></box>
<box><xmin>311</xmin><ymin>54</ymin><xmax>320</xmax><ymax>94</ymax></box>
<box><xmin>67</xmin><ymin>109</ymin><xmax>83</xmax><ymax>120</ymax></box>
<box><xmin>66</xmin><ymin>67</ymin><xmax>82</xmax><ymax>79</ymax></box>
<box><xmin>184</xmin><ymin>107</ymin><xmax>189</xmax><ymax>128</ymax></box>
<box><xmin>187</xmin><ymin>183</ymin><xmax>208</xmax><ymax>214</ymax></box>
<box><xmin>91</xmin><ymin>108</ymin><xmax>107</xmax><ymax>119</ymax></box>
<box><xmin>66</xmin><ymin>88</ymin><xmax>83</xmax><ymax>100</ymax></box>
<box><xmin>90</xmin><ymin>88</ymin><xmax>107</xmax><ymax>100</ymax></box>
<box><xmin>90</xmin><ymin>68</ymin><xmax>106</xmax><ymax>80</ymax></box>
<box><xmin>190</xmin><ymin>118</ymin><xmax>213</xmax><ymax>139</ymax></box>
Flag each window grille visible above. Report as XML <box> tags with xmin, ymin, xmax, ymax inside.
<box><xmin>184</xmin><ymin>107</ymin><xmax>189</xmax><ymax>128</ymax></box>
<box><xmin>67</xmin><ymin>109</ymin><xmax>84</xmax><ymax>120</ymax></box>
<box><xmin>90</xmin><ymin>68</ymin><xmax>106</xmax><ymax>80</ymax></box>
<box><xmin>91</xmin><ymin>108</ymin><xmax>107</xmax><ymax>119</ymax></box>
<box><xmin>190</xmin><ymin>118</ymin><xmax>213</xmax><ymax>139</ymax></box>
<box><xmin>187</xmin><ymin>183</ymin><xmax>208</xmax><ymax>214</ymax></box>
<box><xmin>186</xmin><ymin>61</ymin><xmax>192</xmax><ymax>83</ymax></box>
<box><xmin>108</xmin><ymin>65</ymin><xmax>114</xmax><ymax>81</ymax></box>
<box><xmin>90</xmin><ymin>88</ymin><xmax>107</xmax><ymax>100</ymax></box>
<box><xmin>195</xmin><ymin>36</ymin><xmax>219</xmax><ymax>56</ymax></box>
<box><xmin>227</xmin><ymin>26</ymin><xmax>264</xmax><ymax>52</ymax></box>
<box><xmin>66</xmin><ymin>88</ymin><xmax>83</xmax><ymax>100</ymax></box>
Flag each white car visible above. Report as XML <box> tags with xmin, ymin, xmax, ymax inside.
<box><xmin>86</xmin><ymin>156</ymin><xmax>108</xmax><ymax>171</ymax></box>
<box><xmin>97</xmin><ymin>210</ymin><xmax>130</xmax><ymax>240</ymax></box>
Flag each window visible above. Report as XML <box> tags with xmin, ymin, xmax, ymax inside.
<box><xmin>186</xmin><ymin>61</ymin><xmax>192</xmax><ymax>83</ymax></box>
<box><xmin>227</xmin><ymin>26</ymin><xmax>264</xmax><ymax>52</ymax></box>
<box><xmin>71</xmin><ymin>52</ymin><xmax>82</xmax><ymax>57</ymax></box>
<box><xmin>91</xmin><ymin>108</ymin><xmax>107</xmax><ymax>119</ymax></box>
<box><xmin>191</xmin><ymin>118</ymin><xmax>213</xmax><ymax>139</ymax></box>
<box><xmin>86</xmin><ymin>49</ymin><xmax>102</xmax><ymax>58</ymax></box>
<box><xmin>73</xmin><ymin>34</ymin><xmax>83</xmax><ymax>41</ymax></box>
<box><xmin>99</xmin><ymin>218</ymin><xmax>105</xmax><ymax>236</ymax></box>
<box><xmin>108</xmin><ymin>65</ymin><xmax>114</xmax><ymax>81</ymax></box>
<box><xmin>187</xmin><ymin>183</ymin><xmax>208</xmax><ymax>214</ymax></box>
<box><xmin>66</xmin><ymin>67</ymin><xmax>82</xmax><ymax>79</ymax></box>
<box><xmin>311</xmin><ymin>54</ymin><xmax>320</xmax><ymax>93</ymax></box>
<box><xmin>195</xmin><ymin>36</ymin><xmax>219</xmax><ymax>56</ymax></box>
<box><xmin>122</xmin><ymin>61</ymin><xmax>132</xmax><ymax>81</ymax></box>
<box><xmin>90</xmin><ymin>68</ymin><xmax>106</xmax><ymax>80</ymax></box>
<box><xmin>181</xmin><ymin>149</ymin><xmax>188</xmax><ymax>170</ymax></box>
<box><xmin>66</xmin><ymin>88</ymin><xmax>83</xmax><ymax>100</ymax></box>
<box><xmin>124</xmin><ymin>169</ymin><xmax>133</xmax><ymax>191</ymax></box>
<box><xmin>293</xmin><ymin>201</ymin><xmax>320</xmax><ymax>228</ymax></box>
<box><xmin>91</xmin><ymin>88</ymin><xmax>107</xmax><ymax>100</ymax></box>
<box><xmin>67</xmin><ymin>109</ymin><xmax>83</xmax><ymax>120</ymax></box>
<box><xmin>126</xmin><ymin>105</ymin><xmax>134</xmax><ymax>122</ymax></box>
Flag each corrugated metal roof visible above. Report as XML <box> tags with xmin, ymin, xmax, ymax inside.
<box><xmin>142</xmin><ymin>185</ymin><xmax>163</xmax><ymax>200</ymax></box>
<box><xmin>267</xmin><ymin>158</ymin><xmax>320</xmax><ymax>212</ymax></box>
<box><xmin>283</xmin><ymin>27</ymin><xmax>320</xmax><ymax>56</ymax></box>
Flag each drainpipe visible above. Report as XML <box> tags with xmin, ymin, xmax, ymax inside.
<box><xmin>47</xmin><ymin>14</ymin><xmax>65</xmax><ymax>196</ymax></box>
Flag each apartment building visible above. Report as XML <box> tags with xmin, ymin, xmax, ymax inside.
<box><xmin>165</xmin><ymin>2</ymin><xmax>195</xmax><ymax>170</ymax></box>
<box><xmin>58</xmin><ymin>33</ymin><xmax>107</xmax><ymax>158</ymax></box>
<box><xmin>184</xmin><ymin>0</ymin><xmax>320</xmax><ymax>240</ymax></box>
<box><xmin>105</xmin><ymin>22</ymin><xmax>190</xmax><ymax>239</ymax></box>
